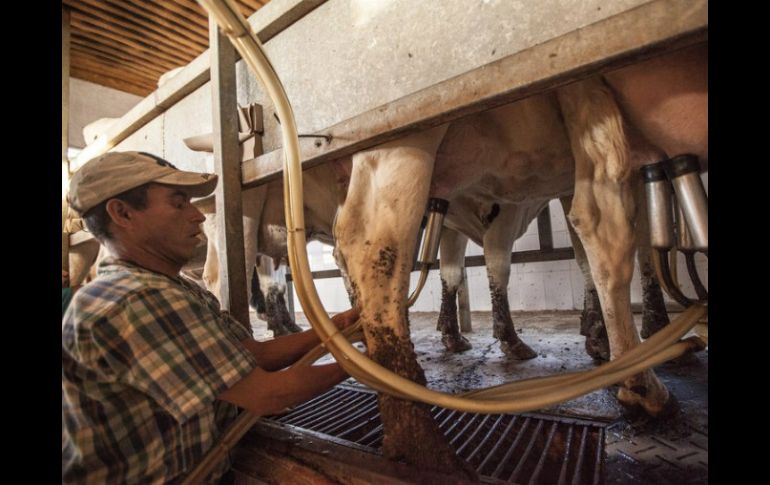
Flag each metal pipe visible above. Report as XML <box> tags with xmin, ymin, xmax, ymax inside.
<box><xmin>663</xmin><ymin>155</ymin><xmax>708</xmax><ymax>250</ymax></box>
<box><xmin>417</xmin><ymin>198</ymin><xmax>449</xmax><ymax>265</ymax></box>
<box><xmin>408</xmin><ymin>198</ymin><xmax>449</xmax><ymax>306</ymax></box>
<box><xmin>675</xmin><ymin>201</ymin><xmax>695</xmax><ymax>251</ymax></box>
<box><xmin>641</xmin><ymin>161</ymin><xmax>675</xmax><ymax>250</ymax></box>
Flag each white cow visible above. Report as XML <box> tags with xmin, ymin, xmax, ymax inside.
<box><xmin>197</xmin><ymin>161</ymin><xmax>347</xmax><ymax>335</ymax></box>
<box><xmin>437</xmin><ymin>194</ymin><xmax>670</xmax><ymax>361</ymax></box>
<box><xmin>332</xmin><ymin>43</ymin><xmax>706</xmax><ymax>474</ymax></box>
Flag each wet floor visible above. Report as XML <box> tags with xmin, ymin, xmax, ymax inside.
<box><xmin>251</xmin><ymin>310</ymin><xmax>708</xmax><ymax>484</ymax></box>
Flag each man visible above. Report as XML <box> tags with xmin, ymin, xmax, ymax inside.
<box><xmin>62</xmin><ymin>151</ymin><xmax>358</xmax><ymax>484</ymax></box>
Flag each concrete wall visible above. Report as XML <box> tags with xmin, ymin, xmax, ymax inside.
<box><xmin>69</xmin><ymin>78</ymin><xmax>143</xmax><ymax>149</ymax></box>
<box><xmin>114</xmin><ymin>0</ymin><xmax>650</xmax><ymax>164</ymax></box>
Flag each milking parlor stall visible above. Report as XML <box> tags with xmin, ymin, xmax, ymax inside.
<box><xmin>61</xmin><ymin>0</ymin><xmax>708</xmax><ymax>483</ymax></box>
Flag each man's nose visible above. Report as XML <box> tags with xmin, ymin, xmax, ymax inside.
<box><xmin>190</xmin><ymin>204</ymin><xmax>206</xmax><ymax>223</ymax></box>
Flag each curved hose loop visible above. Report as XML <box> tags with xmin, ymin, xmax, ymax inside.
<box><xmin>684</xmin><ymin>251</ymin><xmax>708</xmax><ymax>301</ymax></box>
<box><xmin>198</xmin><ymin>0</ymin><xmax>706</xmax><ymax>414</ymax></box>
<box><xmin>653</xmin><ymin>249</ymin><xmax>692</xmax><ymax>307</ymax></box>
<box><xmin>407</xmin><ymin>265</ymin><xmax>430</xmax><ymax>306</ymax></box>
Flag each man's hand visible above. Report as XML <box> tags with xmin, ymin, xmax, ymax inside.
<box><xmin>331</xmin><ymin>308</ymin><xmax>360</xmax><ymax>331</ymax></box>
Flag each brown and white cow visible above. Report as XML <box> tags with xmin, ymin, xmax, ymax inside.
<box><xmin>332</xmin><ymin>43</ymin><xmax>706</xmax><ymax>474</ymax></box>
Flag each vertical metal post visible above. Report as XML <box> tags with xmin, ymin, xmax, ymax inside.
<box><xmin>210</xmin><ymin>18</ymin><xmax>250</xmax><ymax>331</ymax></box>
<box><xmin>62</xmin><ymin>8</ymin><xmax>71</xmax><ymax>274</ymax></box>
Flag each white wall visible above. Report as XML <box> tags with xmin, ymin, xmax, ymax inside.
<box><xmin>295</xmin><ymin>173</ymin><xmax>708</xmax><ymax>313</ymax></box>
<box><xmin>68</xmin><ymin>78</ymin><xmax>143</xmax><ymax>149</ymax></box>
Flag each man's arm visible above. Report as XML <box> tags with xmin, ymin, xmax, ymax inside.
<box><xmin>217</xmin><ymin>362</ymin><xmax>348</xmax><ymax>416</ymax></box>
<box><xmin>240</xmin><ymin>308</ymin><xmax>359</xmax><ymax>371</ymax></box>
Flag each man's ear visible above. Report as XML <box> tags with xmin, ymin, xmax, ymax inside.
<box><xmin>105</xmin><ymin>199</ymin><xmax>133</xmax><ymax>228</ymax></box>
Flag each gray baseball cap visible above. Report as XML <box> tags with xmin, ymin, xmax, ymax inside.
<box><xmin>68</xmin><ymin>151</ymin><xmax>218</xmax><ymax>214</ymax></box>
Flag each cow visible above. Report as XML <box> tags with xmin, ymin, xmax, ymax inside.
<box><xmin>195</xmin><ymin>161</ymin><xmax>348</xmax><ymax>335</ymax></box>
<box><xmin>437</xmin><ymin>194</ymin><xmax>670</xmax><ymax>361</ymax></box>
<box><xmin>331</xmin><ymin>43</ymin><xmax>706</xmax><ymax>475</ymax></box>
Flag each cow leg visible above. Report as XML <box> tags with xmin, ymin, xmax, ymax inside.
<box><xmin>202</xmin><ymin>215</ymin><xmax>221</xmax><ymax>297</ymax></box>
<box><xmin>558</xmin><ymin>79</ymin><xmax>675</xmax><ymax>417</ymax></box>
<box><xmin>437</xmin><ymin>228</ymin><xmax>472</xmax><ymax>352</ymax></box>
<box><xmin>257</xmin><ymin>257</ymin><xmax>302</xmax><ymax>336</ymax></box>
<box><xmin>249</xmin><ymin>264</ymin><xmax>267</xmax><ymax>320</ymax></box>
<box><xmin>484</xmin><ymin>206</ymin><xmax>536</xmax><ymax>359</ymax></box>
<box><xmin>334</xmin><ymin>127</ymin><xmax>476</xmax><ymax>479</ymax></box>
<box><xmin>634</xmin><ymin>185</ymin><xmax>671</xmax><ymax>338</ymax></box>
<box><xmin>560</xmin><ymin>196</ymin><xmax>610</xmax><ymax>361</ymax></box>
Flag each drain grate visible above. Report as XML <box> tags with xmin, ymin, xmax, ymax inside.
<box><xmin>263</xmin><ymin>384</ymin><xmax>607</xmax><ymax>484</ymax></box>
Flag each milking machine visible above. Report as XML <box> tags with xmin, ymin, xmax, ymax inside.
<box><xmin>641</xmin><ymin>155</ymin><xmax>708</xmax><ymax>308</ymax></box>
<box><xmin>408</xmin><ymin>198</ymin><xmax>449</xmax><ymax>306</ymax></box>
<box><xmin>187</xmin><ymin>1</ymin><xmax>709</xmax><ymax>480</ymax></box>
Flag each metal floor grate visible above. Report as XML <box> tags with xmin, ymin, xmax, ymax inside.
<box><xmin>264</xmin><ymin>384</ymin><xmax>607</xmax><ymax>484</ymax></box>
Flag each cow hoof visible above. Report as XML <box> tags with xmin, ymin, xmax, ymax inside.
<box><xmin>441</xmin><ymin>334</ymin><xmax>472</xmax><ymax>353</ymax></box>
<box><xmin>284</xmin><ymin>320</ymin><xmax>304</xmax><ymax>333</ymax></box>
<box><xmin>584</xmin><ymin>336</ymin><xmax>610</xmax><ymax>362</ymax></box>
<box><xmin>500</xmin><ymin>340</ymin><xmax>537</xmax><ymax>360</ymax></box>
<box><xmin>269</xmin><ymin>325</ymin><xmax>291</xmax><ymax>337</ymax></box>
<box><xmin>661</xmin><ymin>351</ymin><xmax>700</xmax><ymax>368</ymax></box>
<box><xmin>617</xmin><ymin>386</ymin><xmax>679</xmax><ymax>419</ymax></box>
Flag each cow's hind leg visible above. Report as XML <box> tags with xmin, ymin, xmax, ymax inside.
<box><xmin>334</xmin><ymin>127</ymin><xmax>476</xmax><ymax>479</ymax></box>
<box><xmin>558</xmin><ymin>78</ymin><xmax>675</xmax><ymax>417</ymax></box>
<box><xmin>560</xmin><ymin>196</ymin><xmax>610</xmax><ymax>361</ymax></box>
<box><xmin>437</xmin><ymin>228</ymin><xmax>472</xmax><ymax>352</ymax></box>
<box><xmin>484</xmin><ymin>205</ymin><xmax>537</xmax><ymax>359</ymax></box>
<box><xmin>257</xmin><ymin>257</ymin><xmax>302</xmax><ymax>336</ymax></box>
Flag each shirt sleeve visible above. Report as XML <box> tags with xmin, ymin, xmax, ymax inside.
<box><xmin>91</xmin><ymin>286</ymin><xmax>258</xmax><ymax>423</ymax></box>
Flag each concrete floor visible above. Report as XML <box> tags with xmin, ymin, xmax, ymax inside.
<box><xmin>250</xmin><ymin>309</ymin><xmax>709</xmax><ymax>484</ymax></box>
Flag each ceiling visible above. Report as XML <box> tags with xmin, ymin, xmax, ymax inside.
<box><xmin>62</xmin><ymin>0</ymin><xmax>270</xmax><ymax>97</ymax></box>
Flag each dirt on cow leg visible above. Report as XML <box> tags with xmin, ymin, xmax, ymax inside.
<box><xmin>490</xmin><ymin>286</ymin><xmax>536</xmax><ymax>360</ymax></box>
<box><xmin>370</xmin><ymin>325</ymin><xmax>478</xmax><ymax>481</ymax></box>
<box><xmin>639</xmin><ymin>277</ymin><xmax>670</xmax><ymax>339</ymax></box>
<box><xmin>265</xmin><ymin>288</ymin><xmax>302</xmax><ymax>336</ymax></box>
<box><xmin>437</xmin><ymin>280</ymin><xmax>472</xmax><ymax>353</ymax></box>
<box><xmin>580</xmin><ymin>288</ymin><xmax>610</xmax><ymax>361</ymax></box>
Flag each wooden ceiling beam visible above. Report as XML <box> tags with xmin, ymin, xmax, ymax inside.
<box><xmin>71</xmin><ymin>15</ymin><xmax>192</xmax><ymax>67</ymax></box>
<box><xmin>70</xmin><ymin>43</ymin><xmax>167</xmax><ymax>82</ymax></box>
<box><xmin>71</xmin><ymin>51</ymin><xmax>158</xmax><ymax>88</ymax></box>
<box><xmin>69</xmin><ymin>5</ymin><xmax>200</xmax><ymax>58</ymax></box>
<box><xmin>101</xmin><ymin>0</ymin><xmax>208</xmax><ymax>47</ymax></box>
<box><xmin>71</xmin><ymin>36</ymin><xmax>171</xmax><ymax>77</ymax></box>
<box><xmin>157</xmin><ymin>0</ymin><xmax>209</xmax><ymax>30</ymax></box>
<box><xmin>71</xmin><ymin>58</ymin><xmax>156</xmax><ymax>93</ymax></box>
<box><xmin>71</xmin><ymin>65</ymin><xmax>154</xmax><ymax>97</ymax></box>
<box><xmin>72</xmin><ymin>10</ymin><xmax>196</xmax><ymax>64</ymax></box>
<box><xmin>72</xmin><ymin>30</ymin><xmax>181</xmax><ymax>73</ymax></box>
<box><xmin>67</xmin><ymin>0</ymin><xmax>208</xmax><ymax>52</ymax></box>
<box><xmin>66</xmin><ymin>0</ymin><xmax>271</xmax><ymax>99</ymax></box>
<box><xmin>239</xmin><ymin>0</ymin><xmax>264</xmax><ymax>13</ymax></box>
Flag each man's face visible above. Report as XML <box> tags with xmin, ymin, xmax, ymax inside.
<box><xmin>130</xmin><ymin>183</ymin><xmax>206</xmax><ymax>267</ymax></box>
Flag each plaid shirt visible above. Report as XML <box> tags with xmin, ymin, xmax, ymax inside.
<box><xmin>62</xmin><ymin>258</ymin><xmax>257</xmax><ymax>484</ymax></box>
